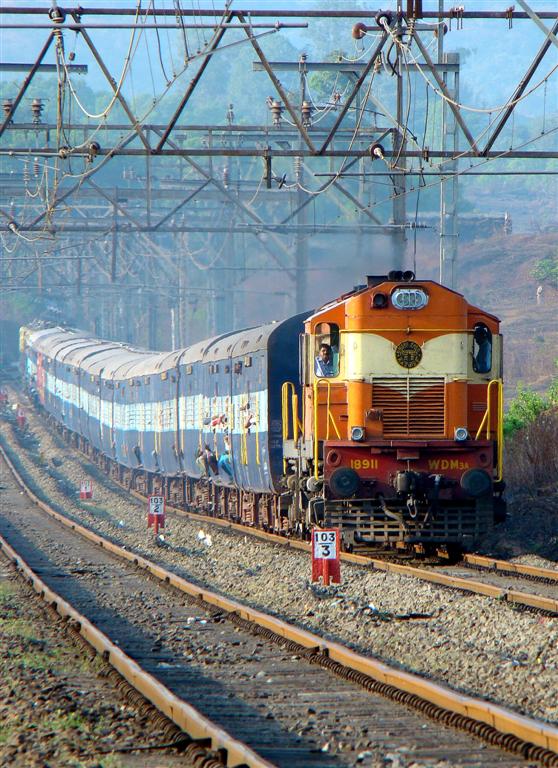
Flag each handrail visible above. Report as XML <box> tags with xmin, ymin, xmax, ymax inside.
<box><xmin>281</xmin><ymin>381</ymin><xmax>301</xmax><ymax>473</ymax></box>
<box><xmin>254</xmin><ymin>407</ymin><xmax>260</xmax><ymax>467</ymax></box>
<box><xmin>197</xmin><ymin>395</ymin><xmax>203</xmax><ymax>450</ymax></box>
<box><xmin>339</xmin><ymin>327</ymin><xmax>476</xmax><ymax>334</ymax></box>
<box><xmin>281</xmin><ymin>381</ymin><xmax>296</xmax><ymax>441</ymax></box>
<box><xmin>156</xmin><ymin>403</ymin><xmax>162</xmax><ymax>454</ymax></box>
<box><xmin>282</xmin><ymin>383</ymin><xmax>302</xmax><ymax>441</ymax></box>
<box><xmin>313</xmin><ymin>379</ymin><xmax>341</xmax><ymax>480</ymax></box>
<box><xmin>241</xmin><ymin>395</ymin><xmax>248</xmax><ymax>466</ymax></box>
<box><xmin>475</xmin><ymin>378</ymin><xmax>503</xmax><ymax>482</ymax></box>
<box><xmin>292</xmin><ymin>393</ymin><xmax>301</xmax><ymax>443</ymax></box>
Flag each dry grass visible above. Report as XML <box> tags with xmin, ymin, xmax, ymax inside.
<box><xmin>504</xmin><ymin>408</ymin><xmax>558</xmax><ymax>493</ymax></box>
<box><xmin>494</xmin><ymin>409</ymin><xmax>558</xmax><ymax>558</ymax></box>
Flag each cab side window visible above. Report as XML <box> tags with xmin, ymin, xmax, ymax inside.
<box><xmin>314</xmin><ymin>322</ymin><xmax>339</xmax><ymax>378</ymax></box>
<box><xmin>472</xmin><ymin>323</ymin><xmax>492</xmax><ymax>374</ymax></box>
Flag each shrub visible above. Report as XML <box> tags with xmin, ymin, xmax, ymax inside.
<box><xmin>532</xmin><ymin>252</ymin><xmax>558</xmax><ymax>287</ymax></box>
<box><xmin>503</xmin><ymin>384</ymin><xmax>550</xmax><ymax>437</ymax></box>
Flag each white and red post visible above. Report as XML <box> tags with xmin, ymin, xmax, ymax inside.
<box><xmin>311</xmin><ymin>528</ymin><xmax>341</xmax><ymax>586</ymax></box>
<box><xmin>79</xmin><ymin>479</ymin><xmax>93</xmax><ymax>499</ymax></box>
<box><xmin>147</xmin><ymin>495</ymin><xmax>166</xmax><ymax>535</ymax></box>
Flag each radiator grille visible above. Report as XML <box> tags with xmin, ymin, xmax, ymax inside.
<box><xmin>372</xmin><ymin>377</ymin><xmax>446</xmax><ymax>437</ymax></box>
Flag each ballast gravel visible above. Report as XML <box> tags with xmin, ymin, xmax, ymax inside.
<box><xmin>0</xmin><ymin>554</ymin><xmax>191</xmax><ymax>768</ymax></box>
<box><xmin>2</xmin><ymin>404</ymin><xmax>558</xmax><ymax>731</ymax></box>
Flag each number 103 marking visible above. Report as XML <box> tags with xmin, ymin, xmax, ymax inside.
<box><xmin>350</xmin><ymin>459</ymin><xmax>378</xmax><ymax>469</ymax></box>
<box><xmin>313</xmin><ymin>530</ymin><xmax>338</xmax><ymax>560</ymax></box>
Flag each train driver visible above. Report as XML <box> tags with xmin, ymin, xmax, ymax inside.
<box><xmin>473</xmin><ymin>325</ymin><xmax>492</xmax><ymax>374</ymax></box>
<box><xmin>315</xmin><ymin>343</ymin><xmax>336</xmax><ymax>377</ymax></box>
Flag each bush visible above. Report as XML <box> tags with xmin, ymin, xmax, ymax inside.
<box><xmin>503</xmin><ymin>372</ymin><xmax>558</xmax><ymax>494</ymax></box>
<box><xmin>532</xmin><ymin>252</ymin><xmax>558</xmax><ymax>288</ymax></box>
<box><xmin>503</xmin><ymin>384</ymin><xmax>551</xmax><ymax>437</ymax></box>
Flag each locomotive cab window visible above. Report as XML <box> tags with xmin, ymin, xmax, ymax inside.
<box><xmin>472</xmin><ymin>323</ymin><xmax>492</xmax><ymax>373</ymax></box>
<box><xmin>314</xmin><ymin>322</ymin><xmax>339</xmax><ymax>378</ymax></box>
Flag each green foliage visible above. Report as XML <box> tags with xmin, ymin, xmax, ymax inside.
<box><xmin>504</xmin><ymin>375</ymin><xmax>558</xmax><ymax>437</ymax></box>
<box><xmin>532</xmin><ymin>252</ymin><xmax>558</xmax><ymax>288</ymax></box>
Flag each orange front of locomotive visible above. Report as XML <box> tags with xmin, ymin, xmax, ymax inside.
<box><xmin>302</xmin><ymin>274</ymin><xmax>504</xmax><ymax>551</ymax></box>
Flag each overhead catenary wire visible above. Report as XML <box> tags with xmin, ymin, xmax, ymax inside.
<box><xmin>56</xmin><ymin>1</ymin><xmax>143</xmax><ymax>121</ymax></box>
<box><xmin>383</xmin><ymin>17</ymin><xmax>558</xmax><ymax>115</ymax></box>
<box><xmin>3</xmin><ymin>8</ymin><xmax>557</xmax><ymax>285</ymax></box>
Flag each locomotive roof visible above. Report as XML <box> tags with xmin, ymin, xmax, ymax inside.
<box><xmin>305</xmin><ymin>279</ymin><xmax>500</xmax><ymax>324</ymax></box>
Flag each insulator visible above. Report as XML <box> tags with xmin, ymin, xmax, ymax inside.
<box><xmin>53</xmin><ymin>25</ymin><xmax>64</xmax><ymax>51</ymax></box>
<box><xmin>222</xmin><ymin>165</ymin><xmax>230</xmax><ymax>188</ymax></box>
<box><xmin>48</xmin><ymin>6</ymin><xmax>66</xmax><ymax>23</ymax></box>
<box><xmin>352</xmin><ymin>22</ymin><xmax>368</xmax><ymax>40</ymax></box>
<box><xmin>226</xmin><ymin>103</ymin><xmax>234</xmax><ymax>125</ymax></box>
<box><xmin>370</xmin><ymin>143</ymin><xmax>386</xmax><ymax>161</ymax></box>
<box><xmin>301</xmin><ymin>100</ymin><xmax>312</xmax><ymax>127</ymax></box>
<box><xmin>33</xmin><ymin>157</ymin><xmax>40</xmax><ymax>177</ymax></box>
<box><xmin>293</xmin><ymin>156</ymin><xmax>302</xmax><ymax>179</ymax></box>
<box><xmin>434</xmin><ymin>23</ymin><xmax>448</xmax><ymax>38</ymax></box>
<box><xmin>23</xmin><ymin>161</ymin><xmax>30</xmax><ymax>184</ymax></box>
<box><xmin>269</xmin><ymin>99</ymin><xmax>283</xmax><ymax>127</ymax></box>
<box><xmin>31</xmin><ymin>98</ymin><xmax>44</xmax><ymax>124</ymax></box>
<box><xmin>2</xmin><ymin>98</ymin><xmax>13</xmax><ymax>121</ymax></box>
<box><xmin>375</xmin><ymin>10</ymin><xmax>393</xmax><ymax>28</ymax></box>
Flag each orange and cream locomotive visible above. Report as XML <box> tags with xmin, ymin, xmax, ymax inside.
<box><xmin>283</xmin><ymin>271</ymin><xmax>505</xmax><ymax>554</ymax></box>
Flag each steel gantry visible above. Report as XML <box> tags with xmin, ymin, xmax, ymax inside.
<box><xmin>1</xmin><ymin>2</ymin><xmax>557</xmax><ymax>346</ymax></box>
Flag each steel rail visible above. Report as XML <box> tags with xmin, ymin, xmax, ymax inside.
<box><xmin>3</xmin><ymin>388</ymin><xmax>557</xmax><ymax>614</ymax></box>
<box><xmin>464</xmin><ymin>553</ymin><xmax>558</xmax><ymax>583</ymax></box>
<box><xmin>124</xmin><ymin>488</ymin><xmax>558</xmax><ymax>615</ymax></box>
<box><xmin>2</xmin><ymin>440</ymin><xmax>558</xmax><ymax>760</ymax></box>
<box><xmin>0</xmin><ymin>452</ymin><xmax>274</xmax><ymax>768</ymax></box>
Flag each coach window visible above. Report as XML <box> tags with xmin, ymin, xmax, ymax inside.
<box><xmin>314</xmin><ymin>322</ymin><xmax>340</xmax><ymax>378</ymax></box>
<box><xmin>472</xmin><ymin>323</ymin><xmax>492</xmax><ymax>374</ymax></box>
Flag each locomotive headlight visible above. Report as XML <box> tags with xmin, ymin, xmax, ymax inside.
<box><xmin>454</xmin><ymin>426</ymin><xmax>469</xmax><ymax>442</ymax></box>
<box><xmin>351</xmin><ymin>426</ymin><xmax>365</xmax><ymax>441</ymax></box>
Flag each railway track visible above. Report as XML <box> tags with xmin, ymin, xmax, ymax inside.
<box><xmin>1</xmin><ymin>432</ymin><xmax>558</xmax><ymax>765</ymax></box>
<box><xmin>462</xmin><ymin>554</ymin><xmax>558</xmax><ymax>584</ymax></box>
<box><xmin>136</xmin><ymin>495</ymin><xmax>558</xmax><ymax>616</ymax></box>
<box><xmin>4</xmin><ymin>386</ymin><xmax>558</xmax><ymax>618</ymax></box>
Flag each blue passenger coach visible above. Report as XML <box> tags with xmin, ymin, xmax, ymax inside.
<box><xmin>21</xmin><ymin>312</ymin><xmax>305</xmax><ymax>496</ymax></box>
